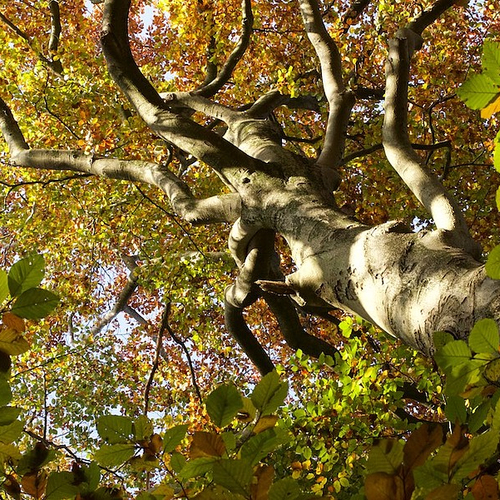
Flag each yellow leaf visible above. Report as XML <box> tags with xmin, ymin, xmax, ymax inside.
<box><xmin>189</xmin><ymin>432</ymin><xmax>225</xmax><ymax>459</ymax></box>
<box><xmin>481</xmin><ymin>94</ymin><xmax>500</xmax><ymax>119</ymax></box>
<box><xmin>253</xmin><ymin>415</ymin><xmax>279</xmax><ymax>434</ymax></box>
<box><xmin>425</xmin><ymin>483</ymin><xmax>460</xmax><ymax>500</ymax></box>
<box><xmin>0</xmin><ymin>327</ymin><xmax>30</xmax><ymax>356</ymax></box>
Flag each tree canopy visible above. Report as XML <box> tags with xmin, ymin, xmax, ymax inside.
<box><xmin>1</xmin><ymin>0</ymin><xmax>500</xmax><ymax>498</ymax></box>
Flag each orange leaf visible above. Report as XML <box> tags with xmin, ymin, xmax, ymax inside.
<box><xmin>251</xmin><ymin>465</ymin><xmax>274</xmax><ymax>500</ymax></box>
<box><xmin>21</xmin><ymin>471</ymin><xmax>47</xmax><ymax>499</ymax></box>
<box><xmin>3</xmin><ymin>313</ymin><xmax>25</xmax><ymax>333</ymax></box>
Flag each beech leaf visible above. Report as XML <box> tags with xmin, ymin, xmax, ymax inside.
<box><xmin>11</xmin><ymin>288</ymin><xmax>59</xmax><ymax>320</ymax></box>
<box><xmin>469</xmin><ymin>318</ymin><xmax>499</xmax><ymax>355</ymax></box>
<box><xmin>8</xmin><ymin>254</ymin><xmax>45</xmax><ymax>298</ymax></box>
<box><xmin>94</xmin><ymin>443</ymin><xmax>135</xmax><ymax>468</ymax></box>
<box><xmin>251</xmin><ymin>371</ymin><xmax>288</xmax><ymax>416</ymax></box>
<box><xmin>205</xmin><ymin>384</ymin><xmax>243</xmax><ymax>428</ymax></box>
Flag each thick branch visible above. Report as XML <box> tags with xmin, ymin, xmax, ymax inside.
<box><xmin>298</xmin><ymin>0</ymin><xmax>354</xmax><ymax>191</ymax></box>
<box><xmin>382</xmin><ymin>7</ymin><xmax>479</xmax><ymax>257</ymax></box>
<box><xmin>101</xmin><ymin>0</ymin><xmax>263</xmax><ymax>178</ymax></box>
<box><xmin>195</xmin><ymin>0</ymin><xmax>254</xmax><ymax>98</ymax></box>
<box><xmin>0</xmin><ymin>97</ymin><xmax>241</xmax><ymax>224</ymax></box>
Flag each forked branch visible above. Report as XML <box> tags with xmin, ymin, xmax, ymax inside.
<box><xmin>383</xmin><ymin>1</ymin><xmax>479</xmax><ymax>256</ymax></box>
<box><xmin>298</xmin><ymin>0</ymin><xmax>355</xmax><ymax>191</ymax></box>
<box><xmin>0</xmin><ymin>96</ymin><xmax>241</xmax><ymax>225</ymax></box>
<box><xmin>101</xmin><ymin>0</ymin><xmax>263</xmax><ymax>179</ymax></box>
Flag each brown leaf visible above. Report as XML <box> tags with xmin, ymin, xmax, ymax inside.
<box><xmin>148</xmin><ymin>433</ymin><xmax>163</xmax><ymax>455</ymax></box>
<box><xmin>2</xmin><ymin>313</ymin><xmax>25</xmax><ymax>333</ymax></box>
<box><xmin>189</xmin><ymin>431</ymin><xmax>226</xmax><ymax>459</ymax></box>
<box><xmin>471</xmin><ymin>475</ymin><xmax>499</xmax><ymax>500</ymax></box>
<box><xmin>365</xmin><ymin>472</ymin><xmax>405</xmax><ymax>500</ymax></box>
<box><xmin>425</xmin><ymin>484</ymin><xmax>460</xmax><ymax>500</ymax></box>
<box><xmin>448</xmin><ymin>425</ymin><xmax>470</xmax><ymax>472</ymax></box>
<box><xmin>21</xmin><ymin>471</ymin><xmax>47</xmax><ymax>499</ymax></box>
<box><xmin>404</xmin><ymin>423</ymin><xmax>444</xmax><ymax>472</ymax></box>
<box><xmin>251</xmin><ymin>465</ymin><xmax>274</xmax><ymax>500</ymax></box>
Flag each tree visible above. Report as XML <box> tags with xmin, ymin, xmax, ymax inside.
<box><xmin>0</xmin><ymin>0</ymin><xmax>500</xmax><ymax>497</ymax></box>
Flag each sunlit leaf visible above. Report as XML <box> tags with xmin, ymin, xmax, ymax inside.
<box><xmin>469</xmin><ymin>319</ymin><xmax>499</xmax><ymax>355</ymax></box>
<box><xmin>485</xmin><ymin>245</ymin><xmax>500</xmax><ymax>279</ymax></box>
<box><xmin>457</xmin><ymin>74</ymin><xmax>500</xmax><ymax>110</ymax></box>
<box><xmin>0</xmin><ymin>270</ymin><xmax>8</xmax><ymax>305</ymax></box>
<box><xmin>251</xmin><ymin>371</ymin><xmax>288</xmax><ymax>416</ymax></box>
<box><xmin>366</xmin><ymin>440</ymin><xmax>404</xmax><ymax>475</ymax></box>
<box><xmin>205</xmin><ymin>384</ymin><xmax>243</xmax><ymax>428</ymax></box>
<box><xmin>8</xmin><ymin>254</ymin><xmax>45</xmax><ymax>298</ymax></box>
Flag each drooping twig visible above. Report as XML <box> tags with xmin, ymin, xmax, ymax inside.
<box><xmin>160</xmin><ymin>302</ymin><xmax>203</xmax><ymax>403</ymax></box>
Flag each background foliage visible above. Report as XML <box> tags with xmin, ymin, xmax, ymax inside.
<box><xmin>0</xmin><ymin>0</ymin><xmax>500</xmax><ymax>499</ymax></box>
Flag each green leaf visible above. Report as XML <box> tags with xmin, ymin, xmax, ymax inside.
<box><xmin>453</xmin><ymin>431</ymin><xmax>499</xmax><ymax>481</ymax></box>
<box><xmin>457</xmin><ymin>73</ymin><xmax>500</xmax><ymax>110</ymax></box>
<box><xmin>212</xmin><ymin>459</ymin><xmax>253</xmax><ymax>496</ymax></box>
<box><xmin>0</xmin><ymin>270</ymin><xmax>9</xmax><ymax>305</ymax></box>
<box><xmin>0</xmin><ymin>406</ymin><xmax>21</xmax><ymax>425</ymax></box>
<box><xmin>366</xmin><ymin>439</ymin><xmax>404</xmax><ymax>475</ymax></box>
<box><xmin>205</xmin><ymin>384</ymin><xmax>243</xmax><ymax>428</ymax></box>
<box><xmin>97</xmin><ymin>415</ymin><xmax>133</xmax><ymax>444</ymax></box>
<box><xmin>80</xmin><ymin>462</ymin><xmax>101</xmax><ymax>492</ymax></box>
<box><xmin>169</xmin><ymin>451</ymin><xmax>186</xmax><ymax>473</ymax></box>
<box><xmin>11</xmin><ymin>288</ymin><xmax>59</xmax><ymax>320</ymax></box>
<box><xmin>268</xmin><ymin>477</ymin><xmax>302</xmax><ymax>500</ymax></box>
<box><xmin>434</xmin><ymin>340</ymin><xmax>471</xmax><ymax>371</ymax></box>
<box><xmin>8</xmin><ymin>254</ymin><xmax>45</xmax><ymax>298</ymax></box>
<box><xmin>133</xmin><ymin>415</ymin><xmax>153</xmax><ymax>441</ymax></box>
<box><xmin>94</xmin><ymin>443</ymin><xmax>135</xmax><ymax>468</ymax></box>
<box><xmin>0</xmin><ymin>379</ymin><xmax>12</xmax><ymax>406</ymax></box>
<box><xmin>485</xmin><ymin>245</ymin><xmax>500</xmax><ymax>280</ymax></box>
<box><xmin>178</xmin><ymin>457</ymin><xmax>218</xmax><ymax>480</ymax></box>
<box><xmin>433</xmin><ymin>331</ymin><xmax>455</xmax><ymax>351</ymax></box>
<box><xmin>469</xmin><ymin>319</ymin><xmax>499</xmax><ymax>354</ymax></box>
<box><xmin>444</xmin><ymin>396</ymin><xmax>467</xmax><ymax>425</ymax></box>
<box><xmin>0</xmin><ymin>443</ymin><xmax>22</xmax><ymax>464</ymax></box>
<box><xmin>0</xmin><ymin>419</ymin><xmax>24</xmax><ymax>444</ymax></box>
<box><xmin>163</xmin><ymin>424</ymin><xmax>188</xmax><ymax>453</ymax></box>
<box><xmin>45</xmin><ymin>472</ymin><xmax>80</xmax><ymax>500</ymax></box>
<box><xmin>468</xmin><ymin>400</ymin><xmax>490</xmax><ymax>433</ymax></box>
<box><xmin>251</xmin><ymin>371</ymin><xmax>288</xmax><ymax>415</ymax></box>
<box><xmin>445</xmin><ymin>360</ymin><xmax>484</xmax><ymax>396</ymax></box>
<box><xmin>240</xmin><ymin>429</ymin><xmax>286</xmax><ymax>465</ymax></box>
<box><xmin>482</xmin><ymin>40</ymin><xmax>500</xmax><ymax>85</ymax></box>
